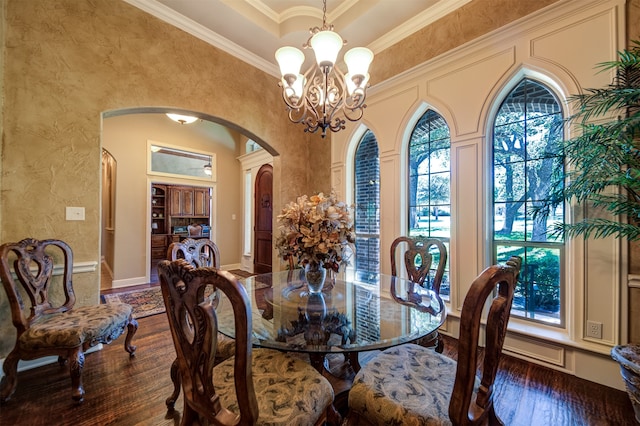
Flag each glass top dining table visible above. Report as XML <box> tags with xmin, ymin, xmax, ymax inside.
<box><xmin>216</xmin><ymin>268</ymin><xmax>446</xmax><ymax>373</ymax></box>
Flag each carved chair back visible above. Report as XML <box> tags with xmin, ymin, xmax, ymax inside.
<box><xmin>167</xmin><ymin>237</ymin><xmax>220</xmax><ymax>269</ymax></box>
<box><xmin>449</xmin><ymin>255</ymin><xmax>521</xmax><ymax>425</ymax></box>
<box><xmin>187</xmin><ymin>224</ymin><xmax>203</xmax><ymax>237</ymax></box>
<box><xmin>390</xmin><ymin>236</ymin><xmax>447</xmax><ymax>295</ymax></box>
<box><xmin>0</xmin><ymin>238</ymin><xmax>75</xmax><ymax>332</ymax></box>
<box><xmin>158</xmin><ymin>260</ymin><xmax>259</xmax><ymax>424</ymax></box>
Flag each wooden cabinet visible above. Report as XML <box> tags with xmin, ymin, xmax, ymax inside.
<box><xmin>169</xmin><ymin>186</ymin><xmax>209</xmax><ymax>217</ymax></box>
<box><xmin>194</xmin><ymin>188</ymin><xmax>210</xmax><ymax>217</ymax></box>
<box><xmin>151</xmin><ymin>235</ymin><xmax>168</xmax><ymax>260</ymax></box>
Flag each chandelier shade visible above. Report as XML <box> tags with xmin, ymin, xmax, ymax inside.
<box><xmin>309</xmin><ymin>30</ymin><xmax>343</xmax><ymax>68</ymax></box>
<box><xmin>275</xmin><ymin>47</ymin><xmax>305</xmax><ymax>77</ymax></box>
<box><xmin>166</xmin><ymin>113</ymin><xmax>198</xmax><ymax>125</ymax></box>
<box><xmin>344</xmin><ymin>47</ymin><xmax>374</xmax><ymax>78</ymax></box>
<box><xmin>275</xmin><ymin>0</ymin><xmax>373</xmax><ymax>138</ymax></box>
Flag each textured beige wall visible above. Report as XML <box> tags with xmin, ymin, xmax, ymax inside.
<box><xmin>0</xmin><ymin>0</ymin><xmax>322</xmax><ymax>358</ymax></box>
<box><xmin>372</xmin><ymin>0</ymin><xmax>561</xmax><ymax>84</ymax></box>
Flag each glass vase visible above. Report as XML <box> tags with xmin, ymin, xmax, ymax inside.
<box><xmin>304</xmin><ymin>260</ymin><xmax>327</xmax><ymax>293</ymax></box>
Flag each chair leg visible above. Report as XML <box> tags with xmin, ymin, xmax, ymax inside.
<box><xmin>166</xmin><ymin>358</ymin><xmax>181</xmax><ymax>411</ymax></box>
<box><xmin>435</xmin><ymin>334</ymin><xmax>444</xmax><ymax>353</ymax></box>
<box><xmin>68</xmin><ymin>347</ymin><xmax>85</xmax><ymax>402</ymax></box>
<box><xmin>124</xmin><ymin>316</ymin><xmax>138</xmax><ymax>356</ymax></box>
<box><xmin>0</xmin><ymin>351</ymin><xmax>20</xmax><ymax>403</ymax></box>
<box><xmin>181</xmin><ymin>402</ymin><xmax>200</xmax><ymax>426</ymax></box>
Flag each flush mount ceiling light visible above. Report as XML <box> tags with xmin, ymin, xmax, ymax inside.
<box><xmin>275</xmin><ymin>0</ymin><xmax>374</xmax><ymax>138</ymax></box>
<box><xmin>166</xmin><ymin>113</ymin><xmax>198</xmax><ymax>125</ymax></box>
<box><xmin>203</xmin><ymin>163</ymin><xmax>212</xmax><ymax>176</ymax></box>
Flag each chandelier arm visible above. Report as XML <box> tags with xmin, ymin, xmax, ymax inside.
<box><xmin>342</xmin><ymin>105</ymin><xmax>365</xmax><ymax>123</ymax></box>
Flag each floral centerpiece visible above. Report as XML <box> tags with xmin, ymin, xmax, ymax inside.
<box><xmin>275</xmin><ymin>190</ymin><xmax>355</xmax><ymax>273</ymax></box>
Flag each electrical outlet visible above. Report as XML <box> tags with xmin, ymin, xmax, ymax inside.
<box><xmin>586</xmin><ymin>320</ymin><xmax>603</xmax><ymax>339</ymax></box>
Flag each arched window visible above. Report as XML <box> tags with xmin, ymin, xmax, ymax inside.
<box><xmin>408</xmin><ymin>110</ymin><xmax>451</xmax><ymax>297</ymax></box>
<box><xmin>492</xmin><ymin>78</ymin><xmax>564</xmax><ymax>325</ymax></box>
<box><xmin>354</xmin><ymin>130</ymin><xmax>380</xmax><ymax>280</ymax></box>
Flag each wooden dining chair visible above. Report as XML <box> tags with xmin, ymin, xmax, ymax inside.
<box><xmin>347</xmin><ymin>256</ymin><xmax>521</xmax><ymax>426</ymax></box>
<box><xmin>0</xmin><ymin>238</ymin><xmax>137</xmax><ymax>403</ymax></box>
<box><xmin>164</xmin><ymin>237</ymin><xmax>235</xmax><ymax>410</ymax></box>
<box><xmin>157</xmin><ymin>259</ymin><xmax>338</xmax><ymax>426</ymax></box>
<box><xmin>167</xmin><ymin>237</ymin><xmax>220</xmax><ymax>269</ymax></box>
<box><xmin>187</xmin><ymin>224</ymin><xmax>203</xmax><ymax>237</ymax></box>
<box><xmin>390</xmin><ymin>236</ymin><xmax>447</xmax><ymax>352</ymax></box>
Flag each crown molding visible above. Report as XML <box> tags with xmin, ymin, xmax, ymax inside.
<box><xmin>124</xmin><ymin>0</ymin><xmax>281</xmax><ymax>77</ymax></box>
<box><xmin>368</xmin><ymin>0</ymin><xmax>472</xmax><ymax>54</ymax></box>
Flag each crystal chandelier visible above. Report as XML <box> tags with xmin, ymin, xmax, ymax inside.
<box><xmin>275</xmin><ymin>0</ymin><xmax>374</xmax><ymax>138</ymax></box>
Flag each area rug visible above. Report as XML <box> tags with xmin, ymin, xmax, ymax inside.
<box><xmin>102</xmin><ymin>270</ymin><xmax>264</xmax><ymax>319</ymax></box>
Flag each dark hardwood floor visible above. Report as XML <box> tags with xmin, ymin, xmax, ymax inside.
<box><xmin>0</xmin><ymin>311</ymin><xmax>636</xmax><ymax>425</ymax></box>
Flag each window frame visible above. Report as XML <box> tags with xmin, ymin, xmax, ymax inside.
<box><xmin>406</xmin><ymin>109</ymin><xmax>452</xmax><ymax>299</ymax></box>
<box><xmin>353</xmin><ymin>129</ymin><xmax>381</xmax><ymax>280</ymax></box>
<box><xmin>490</xmin><ymin>77</ymin><xmax>566</xmax><ymax>327</ymax></box>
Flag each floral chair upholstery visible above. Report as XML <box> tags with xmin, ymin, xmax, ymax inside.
<box><xmin>0</xmin><ymin>238</ymin><xmax>137</xmax><ymax>403</ymax></box>
<box><xmin>158</xmin><ymin>259</ymin><xmax>338</xmax><ymax>425</ymax></box>
<box><xmin>164</xmin><ymin>238</ymin><xmax>235</xmax><ymax>410</ymax></box>
<box><xmin>348</xmin><ymin>256</ymin><xmax>521</xmax><ymax>426</ymax></box>
<box><xmin>390</xmin><ymin>236</ymin><xmax>447</xmax><ymax>352</ymax></box>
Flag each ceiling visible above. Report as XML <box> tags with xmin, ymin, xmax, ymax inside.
<box><xmin>125</xmin><ymin>0</ymin><xmax>471</xmax><ymax>78</ymax></box>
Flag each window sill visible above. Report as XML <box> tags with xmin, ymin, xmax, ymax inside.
<box><xmin>445</xmin><ymin>306</ymin><xmax>614</xmax><ymax>357</ymax></box>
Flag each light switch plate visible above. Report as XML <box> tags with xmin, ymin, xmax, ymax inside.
<box><xmin>66</xmin><ymin>206</ymin><xmax>85</xmax><ymax>221</ymax></box>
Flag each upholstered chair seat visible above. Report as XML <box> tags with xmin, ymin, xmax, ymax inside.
<box><xmin>349</xmin><ymin>343</ymin><xmax>480</xmax><ymax>425</ymax></box>
<box><xmin>19</xmin><ymin>303</ymin><xmax>133</xmax><ymax>350</ymax></box>
<box><xmin>213</xmin><ymin>348</ymin><xmax>334</xmax><ymax>425</ymax></box>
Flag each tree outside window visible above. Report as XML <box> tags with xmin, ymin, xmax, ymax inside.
<box><xmin>492</xmin><ymin>78</ymin><xmax>565</xmax><ymax>325</ymax></box>
<box><xmin>408</xmin><ymin>110</ymin><xmax>451</xmax><ymax>297</ymax></box>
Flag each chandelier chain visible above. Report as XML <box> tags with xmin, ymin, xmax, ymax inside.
<box><xmin>322</xmin><ymin>0</ymin><xmax>327</xmax><ymax>28</ymax></box>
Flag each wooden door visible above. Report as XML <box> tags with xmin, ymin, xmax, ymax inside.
<box><xmin>254</xmin><ymin>164</ymin><xmax>273</xmax><ymax>274</ymax></box>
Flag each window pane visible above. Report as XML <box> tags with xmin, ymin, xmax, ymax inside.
<box><xmin>428</xmin><ymin>206</ymin><xmax>450</xmax><ymax>238</ymax></box>
<box><xmin>493</xmin><ymin>161</ymin><xmax>525</xmax><ymax>202</ymax></box>
<box><xmin>150</xmin><ymin>144</ymin><xmax>214</xmax><ymax>180</ymax></box>
<box><xmin>354</xmin><ymin>130</ymin><xmax>380</xmax><ymax>275</ymax></box>
<box><xmin>429</xmin><ymin>172</ymin><xmax>450</xmax><ymax>204</ymax></box>
<box><xmin>408</xmin><ymin>109</ymin><xmax>451</xmax><ymax>241</ymax></box>
<box><xmin>430</xmin><ymin>149</ymin><xmax>450</xmax><ymax>173</ymax></box>
<box><xmin>494</xmin><ymin>202</ymin><xmax>525</xmax><ymax>241</ymax></box>
<box><xmin>526</xmin><ymin>115</ymin><xmax>563</xmax><ymax>160</ymax></box>
<box><xmin>494</xmin><ymin>122</ymin><xmax>525</xmax><ymax>155</ymax></box>
<box><xmin>505</xmin><ymin>246</ymin><xmax>562</xmax><ymax>324</ymax></box>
